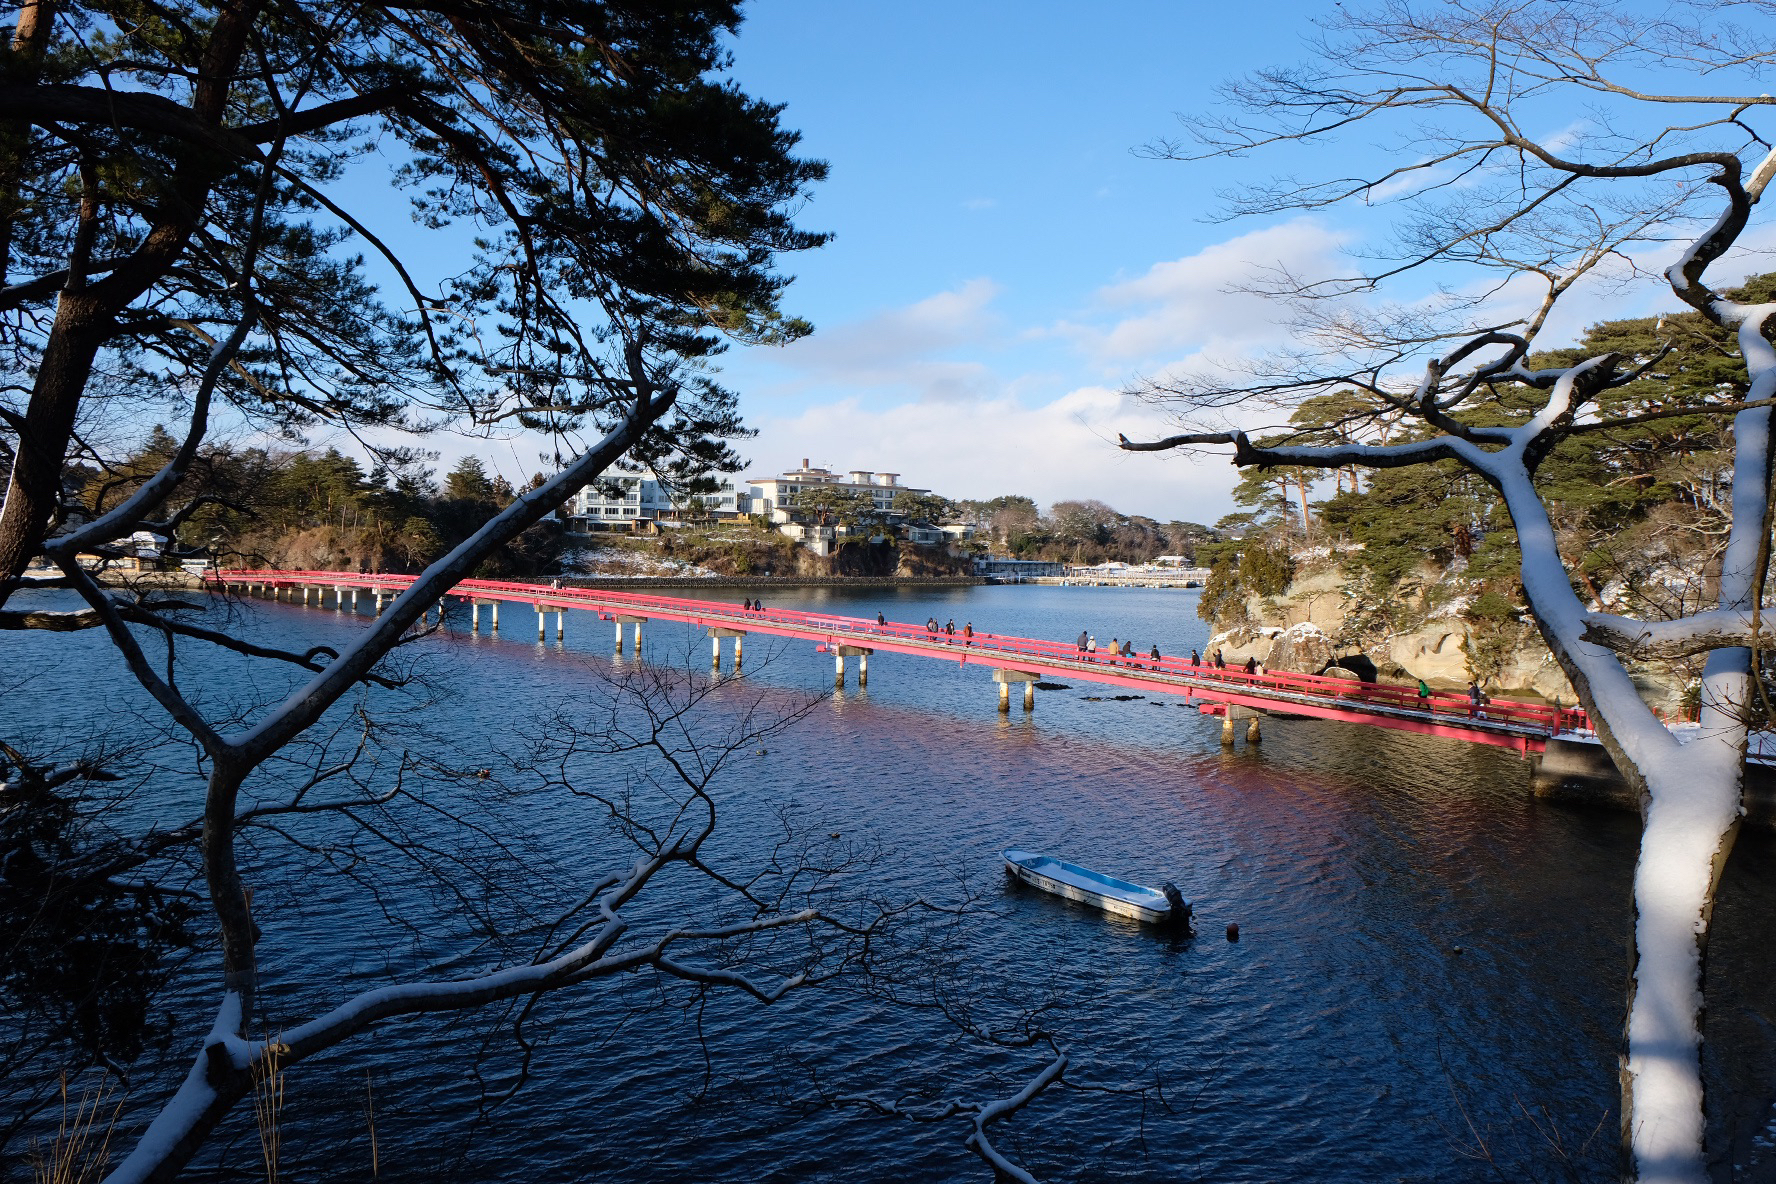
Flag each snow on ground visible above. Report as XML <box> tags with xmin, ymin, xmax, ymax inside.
<box><xmin>560</xmin><ymin>545</ymin><xmax>719</xmax><ymax>579</ymax></box>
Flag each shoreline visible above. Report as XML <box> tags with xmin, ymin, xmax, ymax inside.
<box><xmin>551</xmin><ymin>574</ymin><xmax>984</xmax><ymax>589</ymax></box>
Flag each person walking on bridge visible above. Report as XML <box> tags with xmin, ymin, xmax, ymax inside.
<box><xmin>1107</xmin><ymin>636</ymin><xmax>1120</xmax><ymax>665</ymax></box>
<box><xmin>1417</xmin><ymin>678</ymin><xmax>1433</xmax><ymax>709</ymax></box>
<box><xmin>1087</xmin><ymin>635</ymin><xmax>1098</xmax><ymax>661</ymax></box>
<box><xmin>945</xmin><ymin>619</ymin><xmax>956</xmax><ymax>641</ymax></box>
<box><xmin>877</xmin><ymin>611</ymin><xmax>886</xmax><ymax>627</ymax></box>
<box><xmin>1077</xmin><ymin>630</ymin><xmax>1088</xmax><ymax>656</ymax></box>
<box><xmin>1189</xmin><ymin>648</ymin><xmax>1199</xmax><ymax>666</ymax></box>
<box><xmin>963</xmin><ymin>622</ymin><xmax>974</xmax><ymax>646</ymax></box>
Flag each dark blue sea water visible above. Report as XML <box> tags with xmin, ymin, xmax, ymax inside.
<box><xmin>7</xmin><ymin>583</ymin><xmax>1776</xmax><ymax>1182</ymax></box>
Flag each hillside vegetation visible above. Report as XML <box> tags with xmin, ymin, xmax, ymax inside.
<box><xmin>1198</xmin><ymin>275</ymin><xmax>1776</xmax><ymax>708</ymax></box>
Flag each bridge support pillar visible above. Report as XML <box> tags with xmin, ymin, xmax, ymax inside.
<box><xmin>835</xmin><ymin>650</ymin><xmax>845</xmax><ymax>688</ymax></box>
<box><xmin>556</xmin><ymin>610</ymin><xmax>564</xmax><ymax>641</ymax></box>
<box><xmin>834</xmin><ymin>646</ymin><xmax>872</xmax><ymax>689</ymax></box>
<box><xmin>708</xmin><ymin>628</ymin><xmax>747</xmax><ymax>674</ymax></box>
<box><xmin>992</xmin><ymin>668</ymin><xmax>1044</xmax><ymax>715</ymax></box>
<box><xmin>615</xmin><ymin>619</ymin><xmax>624</xmax><ymax>653</ymax></box>
<box><xmin>1222</xmin><ymin>705</ymin><xmax>1263</xmax><ymax>746</ymax></box>
<box><xmin>614</xmin><ymin>616</ymin><xmax>645</xmax><ymax>656</ymax></box>
<box><xmin>535</xmin><ymin>604</ymin><xmax>545</xmax><ymax>641</ymax></box>
<box><xmin>471</xmin><ymin>603</ymin><xmax>480</xmax><ymax>632</ymax></box>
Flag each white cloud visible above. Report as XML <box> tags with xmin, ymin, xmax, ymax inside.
<box><xmin>759</xmin><ymin>278</ymin><xmax>1005</xmax><ymax>403</ymax></box>
<box><xmin>1055</xmin><ymin>218</ymin><xmax>1349</xmax><ymax>364</ymax></box>
<box><xmin>747</xmin><ymin>385</ymin><xmax>1234</xmax><ymax>522</ymax></box>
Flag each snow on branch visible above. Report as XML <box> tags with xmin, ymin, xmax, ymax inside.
<box><xmin>836</xmin><ymin>1052</ymin><xmax>1070</xmax><ymax>1184</ymax></box>
<box><xmin>1581</xmin><ymin>609</ymin><xmax>1775</xmax><ymax>661</ymax></box>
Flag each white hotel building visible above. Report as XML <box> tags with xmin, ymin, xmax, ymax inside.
<box><xmin>563</xmin><ymin>459</ymin><xmax>936</xmax><ymax>544</ymax></box>
<box><xmin>744</xmin><ymin>459</ymin><xmax>927</xmax><ymax>521</ymax></box>
<box><xmin>565</xmin><ymin>470</ymin><xmax>739</xmax><ymax>533</ymax></box>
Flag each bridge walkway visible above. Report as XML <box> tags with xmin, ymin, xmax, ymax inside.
<box><xmin>216</xmin><ymin>570</ymin><xmax>1589</xmax><ymax>754</ymax></box>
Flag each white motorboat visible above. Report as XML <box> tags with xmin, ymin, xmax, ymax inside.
<box><xmin>1003</xmin><ymin>848</ymin><xmax>1191</xmax><ymax>926</ymax></box>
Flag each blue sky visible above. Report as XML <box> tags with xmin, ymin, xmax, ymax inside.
<box><xmin>318</xmin><ymin>1</ymin><xmax>1759</xmax><ymax>523</ymax></box>
<box><xmin>709</xmin><ymin>0</ymin><xmax>1343</xmax><ymax>522</ymax></box>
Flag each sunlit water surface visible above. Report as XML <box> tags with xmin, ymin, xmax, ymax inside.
<box><xmin>8</xmin><ymin>583</ymin><xmax>1776</xmax><ymax>1183</ymax></box>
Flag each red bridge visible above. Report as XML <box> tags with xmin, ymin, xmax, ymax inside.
<box><xmin>215</xmin><ymin>570</ymin><xmax>1589</xmax><ymax>755</ymax></box>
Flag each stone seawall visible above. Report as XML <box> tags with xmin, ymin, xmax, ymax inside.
<box><xmin>1531</xmin><ymin>737</ymin><xmax>1776</xmax><ymax>827</ymax></box>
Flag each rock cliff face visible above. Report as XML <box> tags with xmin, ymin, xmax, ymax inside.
<box><xmin>1204</xmin><ymin>560</ymin><xmax>1681</xmax><ymax>709</ymax></box>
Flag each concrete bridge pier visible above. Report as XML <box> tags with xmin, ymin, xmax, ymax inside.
<box><xmin>470</xmin><ymin>599</ymin><xmax>500</xmax><ymax>633</ymax></box>
<box><xmin>535</xmin><ymin>604</ymin><xmax>563</xmax><ymax>641</ymax></box>
<box><xmin>614</xmin><ymin>615</ymin><xmax>645</xmax><ymax>655</ymax></box>
<box><xmin>993</xmin><ymin>668</ymin><xmax>1042</xmax><ymax>714</ymax></box>
<box><xmin>1220</xmin><ymin>705</ymin><xmax>1262</xmax><ymax>746</ymax></box>
<box><xmin>833</xmin><ymin>645</ymin><xmax>872</xmax><ymax>689</ymax></box>
<box><xmin>709</xmin><ymin>628</ymin><xmax>746</xmax><ymax>673</ymax></box>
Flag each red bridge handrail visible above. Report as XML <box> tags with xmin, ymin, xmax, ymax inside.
<box><xmin>212</xmin><ymin>569</ymin><xmax>1592</xmax><ymax>738</ymax></box>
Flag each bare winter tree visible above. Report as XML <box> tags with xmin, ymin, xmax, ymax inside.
<box><xmin>1120</xmin><ymin>2</ymin><xmax>1776</xmax><ymax>1180</ymax></box>
<box><xmin>0</xmin><ymin>0</ymin><xmax>872</xmax><ymax>1177</ymax></box>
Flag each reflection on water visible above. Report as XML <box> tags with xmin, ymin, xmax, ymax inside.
<box><xmin>5</xmin><ymin>583</ymin><xmax>1776</xmax><ymax>1182</ymax></box>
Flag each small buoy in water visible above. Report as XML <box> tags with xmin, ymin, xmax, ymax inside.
<box><xmin>1452</xmin><ymin>945</ymin><xmax>1463</xmax><ymax>955</ymax></box>
<box><xmin>1226</xmin><ymin>923</ymin><xmax>1240</xmax><ymax>942</ymax></box>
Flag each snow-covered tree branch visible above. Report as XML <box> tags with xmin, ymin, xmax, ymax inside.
<box><xmin>1121</xmin><ymin>3</ymin><xmax>1776</xmax><ymax>1179</ymax></box>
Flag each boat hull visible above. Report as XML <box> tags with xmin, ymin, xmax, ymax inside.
<box><xmin>1003</xmin><ymin>848</ymin><xmax>1175</xmax><ymax>924</ymax></box>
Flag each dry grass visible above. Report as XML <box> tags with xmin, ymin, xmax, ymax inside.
<box><xmin>31</xmin><ymin>1073</ymin><xmax>121</xmax><ymax>1184</ymax></box>
<box><xmin>251</xmin><ymin>1039</ymin><xmax>288</xmax><ymax>1184</ymax></box>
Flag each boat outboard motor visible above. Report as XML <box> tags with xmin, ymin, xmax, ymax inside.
<box><xmin>1160</xmin><ymin>882</ymin><xmax>1193</xmax><ymax>930</ymax></box>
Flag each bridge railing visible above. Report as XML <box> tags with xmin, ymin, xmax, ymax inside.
<box><xmin>213</xmin><ymin>570</ymin><xmax>1589</xmax><ymax>735</ymax></box>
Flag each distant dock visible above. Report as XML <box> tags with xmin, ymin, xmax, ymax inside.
<box><xmin>1033</xmin><ymin>566</ymin><xmax>1212</xmax><ymax>588</ymax></box>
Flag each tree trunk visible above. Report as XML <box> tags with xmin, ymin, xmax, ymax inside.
<box><xmin>0</xmin><ymin>295</ymin><xmax>107</xmax><ymax>592</ymax></box>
